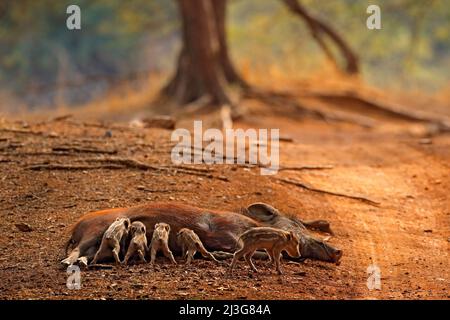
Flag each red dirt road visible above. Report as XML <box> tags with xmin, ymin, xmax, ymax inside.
<box><xmin>0</xmin><ymin>99</ymin><xmax>449</xmax><ymax>299</ymax></box>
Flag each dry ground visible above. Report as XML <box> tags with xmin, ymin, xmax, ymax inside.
<box><xmin>0</xmin><ymin>94</ymin><xmax>449</xmax><ymax>300</ymax></box>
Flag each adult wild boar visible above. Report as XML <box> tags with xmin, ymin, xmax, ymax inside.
<box><xmin>61</xmin><ymin>202</ymin><xmax>342</xmax><ymax>266</ymax></box>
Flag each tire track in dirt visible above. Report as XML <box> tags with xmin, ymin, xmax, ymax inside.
<box><xmin>329</xmin><ymin>142</ymin><xmax>449</xmax><ymax>299</ymax></box>
<box><xmin>271</xmin><ymin>112</ymin><xmax>449</xmax><ymax>299</ymax></box>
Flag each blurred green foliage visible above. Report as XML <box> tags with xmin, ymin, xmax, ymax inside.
<box><xmin>0</xmin><ymin>0</ymin><xmax>178</xmax><ymax>93</ymax></box>
<box><xmin>0</xmin><ymin>0</ymin><xmax>448</xmax><ymax>106</ymax></box>
<box><xmin>229</xmin><ymin>0</ymin><xmax>450</xmax><ymax>90</ymax></box>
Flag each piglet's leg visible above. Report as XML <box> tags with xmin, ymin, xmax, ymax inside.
<box><xmin>163</xmin><ymin>245</ymin><xmax>177</xmax><ymax>264</ymax></box>
<box><xmin>198</xmin><ymin>244</ymin><xmax>221</xmax><ymax>264</ymax></box>
<box><xmin>273</xmin><ymin>249</ymin><xmax>283</xmax><ymax>275</ymax></box>
<box><xmin>149</xmin><ymin>246</ymin><xmax>157</xmax><ymax>266</ymax></box>
<box><xmin>186</xmin><ymin>250</ymin><xmax>195</xmax><ymax>265</ymax></box>
<box><xmin>229</xmin><ymin>248</ymin><xmax>246</xmax><ymax>274</ymax></box>
<box><xmin>112</xmin><ymin>242</ymin><xmax>121</xmax><ymax>265</ymax></box>
<box><xmin>244</xmin><ymin>250</ymin><xmax>258</xmax><ymax>272</ymax></box>
<box><xmin>123</xmin><ymin>243</ymin><xmax>136</xmax><ymax>265</ymax></box>
<box><xmin>138</xmin><ymin>249</ymin><xmax>147</xmax><ymax>263</ymax></box>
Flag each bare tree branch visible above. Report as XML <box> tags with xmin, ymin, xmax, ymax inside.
<box><xmin>282</xmin><ymin>0</ymin><xmax>359</xmax><ymax>74</ymax></box>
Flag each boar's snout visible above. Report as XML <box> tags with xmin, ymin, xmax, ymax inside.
<box><xmin>300</xmin><ymin>235</ymin><xmax>343</xmax><ymax>264</ymax></box>
<box><xmin>332</xmin><ymin>249</ymin><xmax>343</xmax><ymax>265</ymax></box>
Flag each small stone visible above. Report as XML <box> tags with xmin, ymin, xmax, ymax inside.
<box><xmin>132</xmin><ymin>284</ymin><xmax>144</xmax><ymax>290</ymax></box>
<box><xmin>48</xmin><ymin>131</ymin><xmax>58</xmax><ymax>138</ymax></box>
<box><xmin>15</xmin><ymin>223</ymin><xmax>33</xmax><ymax>232</ymax></box>
<box><xmin>136</xmin><ymin>185</ymin><xmax>146</xmax><ymax>190</ymax></box>
<box><xmin>177</xmin><ymin>292</ymin><xmax>189</xmax><ymax>296</ymax></box>
<box><xmin>423</xmin><ymin>229</ymin><xmax>433</xmax><ymax>233</ymax></box>
<box><xmin>418</xmin><ymin>138</ymin><xmax>432</xmax><ymax>145</ymax></box>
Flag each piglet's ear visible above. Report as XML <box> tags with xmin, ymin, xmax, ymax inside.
<box><xmin>124</xmin><ymin>220</ymin><xmax>130</xmax><ymax>229</ymax></box>
<box><xmin>286</xmin><ymin>232</ymin><xmax>292</xmax><ymax>241</ymax></box>
<box><xmin>165</xmin><ymin>225</ymin><xmax>170</xmax><ymax>232</ymax></box>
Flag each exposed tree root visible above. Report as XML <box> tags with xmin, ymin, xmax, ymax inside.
<box><xmin>26</xmin><ymin>164</ymin><xmax>124</xmax><ymax>171</ymax></box>
<box><xmin>25</xmin><ymin>157</ymin><xmax>229</xmax><ymax>182</ymax></box>
<box><xmin>275</xmin><ymin>177</ymin><xmax>380</xmax><ymax>207</ymax></box>
<box><xmin>36</xmin><ymin>114</ymin><xmax>73</xmax><ymax>125</ymax></box>
<box><xmin>244</xmin><ymin>88</ymin><xmax>375</xmax><ymax>128</ymax></box>
<box><xmin>52</xmin><ymin>146</ymin><xmax>117</xmax><ymax>154</ymax></box>
<box><xmin>306</xmin><ymin>90</ymin><xmax>450</xmax><ymax>132</ymax></box>
<box><xmin>0</xmin><ymin>128</ymin><xmax>52</xmax><ymax>136</ymax></box>
<box><xmin>80</xmin><ymin>157</ymin><xmax>161</xmax><ymax>171</ymax></box>
<box><xmin>278</xmin><ymin>165</ymin><xmax>334</xmax><ymax>171</ymax></box>
<box><xmin>1</xmin><ymin>152</ymin><xmax>73</xmax><ymax>157</ymax></box>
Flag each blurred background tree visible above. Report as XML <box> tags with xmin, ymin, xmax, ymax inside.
<box><xmin>0</xmin><ymin>0</ymin><xmax>448</xmax><ymax>110</ymax></box>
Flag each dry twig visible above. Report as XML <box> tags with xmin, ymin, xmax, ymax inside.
<box><xmin>275</xmin><ymin>177</ymin><xmax>380</xmax><ymax>206</ymax></box>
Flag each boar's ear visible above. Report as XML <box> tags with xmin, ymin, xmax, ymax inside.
<box><xmin>165</xmin><ymin>224</ymin><xmax>170</xmax><ymax>232</ymax></box>
<box><xmin>244</xmin><ymin>203</ymin><xmax>280</xmax><ymax>222</ymax></box>
<box><xmin>286</xmin><ymin>232</ymin><xmax>292</xmax><ymax>241</ymax></box>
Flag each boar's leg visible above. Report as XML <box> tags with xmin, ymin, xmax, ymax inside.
<box><xmin>61</xmin><ymin>236</ymin><xmax>98</xmax><ymax>266</ymax></box>
<box><xmin>61</xmin><ymin>247</ymin><xmax>80</xmax><ymax>266</ymax></box>
<box><xmin>212</xmin><ymin>251</ymin><xmax>234</xmax><ymax>260</ymax></box>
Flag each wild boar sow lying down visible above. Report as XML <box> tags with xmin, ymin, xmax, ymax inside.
<box><xmin>62</xmin><ymin>202</ymin><xmax>342</xmax><ymax>266</ymax></box>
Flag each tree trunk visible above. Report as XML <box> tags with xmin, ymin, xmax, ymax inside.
<box><xmin>162</xmin><ymin>0</ymin><xmax>243</xmax><ymax>106</ymax></box>
<box><xmin>212</xmin><ymin>0</ymin><xmax>248</xmax><ymax>87</ymax></box>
